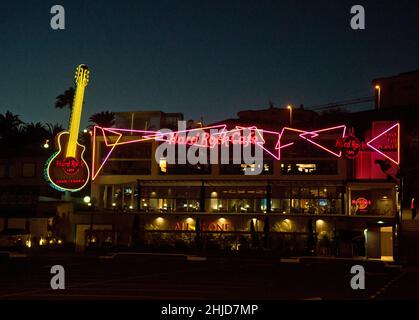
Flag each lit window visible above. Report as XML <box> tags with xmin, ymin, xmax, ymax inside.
<box><xmin>296</xmin><ymin>163</ymin><xmax>316</xmax><ymax>173</ymax></box>
<box><xmin>159</xmin><ymin>158</ymin><xmax>167</xmax><ymax>173</ymax></box>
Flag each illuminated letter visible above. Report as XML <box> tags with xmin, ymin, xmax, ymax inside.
<box><xmin>50</xmin><ymin>265</ymin><xmax>65</xmax><ymax>289</ymax></box>
<box><xmin>50</xmin><ymin>5</ymin><xmax>65</xmax><ymax>30</ymax></box>
<box><xmin>350</xmin><ymin>5</ymin><xmax>365</xmax><ymax>30</ymax></box>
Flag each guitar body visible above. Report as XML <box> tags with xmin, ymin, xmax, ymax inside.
<box><xmin>45</xmin><ymin>131</ymin><xmax>90</xmax><ymax>192</ymax></box>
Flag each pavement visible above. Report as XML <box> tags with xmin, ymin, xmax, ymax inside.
<box><xmin>0</xmin><ymin>252</ymin><xmax>418</xmax><ymax>300</ymax></box>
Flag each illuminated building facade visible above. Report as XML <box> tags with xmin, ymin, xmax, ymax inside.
<box><xmin>75</xmin><ymin>108</ymin><xmax>399</xmax><ymax>259</ymax></box>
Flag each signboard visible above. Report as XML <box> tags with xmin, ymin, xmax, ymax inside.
<box><xmin>336</xmin><ymin>135</ymin><xmax>366</xmax><ymax>159</ymax></box>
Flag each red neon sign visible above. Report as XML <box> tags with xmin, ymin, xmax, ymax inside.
<box><xmin>91</xmin><ymin>122</ymin><xmax>400</xmax><ymax>180</ymax></box>
<box><xmin>366</xmin><ymin>122</ymin><xmax>400</xmax><ymax>165</ymax></box>
<box><xmin>351</xmin><ymin>197</ymin><xmax>371</xmax><ymax>211</ymax></box>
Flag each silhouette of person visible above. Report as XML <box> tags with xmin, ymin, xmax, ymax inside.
<box><xmin>411</xmin><ymin>198</ymin><xmax>417</xmax><ymax>220</ymax></box>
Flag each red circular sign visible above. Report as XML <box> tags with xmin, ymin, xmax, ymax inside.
<box><xmin>342</xmin><ymin>136</ymin><xmax>361</xmax><ymax>159</ymax></box>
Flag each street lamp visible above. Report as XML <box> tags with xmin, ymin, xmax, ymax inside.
<box><xmin>43</xmin><ymin>139</ymin><xmax>50</xmax><ymax>149</ymax></box>
<box><xmin>84</xmin><ymin>196</ymin><xmax>95</xmax><ymax>247</ymax></box>
<box><xmin>375</xmin><ymin>85</ymin><xmax>381</xmax><ymax>109</ymax></box>
<box><xmin>83</xmin><ymin>196</ymin><xmax>91</xmax><ymax>204</ymax></box>
<box><xmin>287</xmin><ymin>105</ymin><xmax>293</xmax><ymax>126</ymax></box>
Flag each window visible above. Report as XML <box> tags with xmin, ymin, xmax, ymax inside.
<box><xmin>220</xmin><ymin>160</ymin><xmax>273</xmax><ymax>175</ymax></box>
<box><xmin>281</xmin><ymin>160</ymin><xmax>338</xmax><ymax>175</ymax></box>
<box><xmin>350</xmin><ymin>188</ymin><xmax>394</xmax><ymax>216</ymax></box>
<box><xmin>271</xmin><ymin>185</ymin><xmax>343</xmax><ymax>214</ymax></box>
<box><xmin>160</xmin><ymin>163</ymin><xmax>211</xmax><ymax>175</ymax></box>
<box><xmin>102</xmin><ymin>160</ymin><xmax>151</xmax><ymax>175</ymax></box>
<box><xmin>22</xmin><ymin>163</ymin><xmax>36</xmax><ymax>177</ymax></box>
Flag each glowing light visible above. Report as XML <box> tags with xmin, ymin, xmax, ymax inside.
<box><xmin>378</xmin><ymin>220</ymin><xmax>384</xmax><ymax>224</ymax></box>
<box><xmin>92</xmin><ymin>123</ymin><xmax>401</xmax><ymax>177</ymax></box>
<box><xmin>43</xmin><ymin>139</ymin><xmax>50</xmax><ymax>149</ymax></box>
<box><xmin>316</xmin><ymin>219</ymin><xmax>325</xmax><ymax>227</ymax></box>
<box><xmin>129</xmin><ymin>205</ymin><xmax>134</xmax><ymax>209</ymax></box>
<box><xmin>83</xmin><ymin>196</ymin><xmax>91</xmax><ymax>204</ymax></box>
<box><xmin>112</xmin><ymin>203</ymin><xmax>116</xmax><ymax>207</ymax></box>
<box><xmin>25</xmin><ymin>239</ymin><xmax>32</xmax><ymax>248</ymax></box>
<box><xmin>299</xmin><ymin>125</ymin><xmax>347</xmax><ymax>157</ymax></box>
<box><xmin>366</xmin><ymin>122</ymin><xmax>400</xmax><ymax>165</ymax></box>
<box><xmin>156</xmin><ymin>217</ymin><xmax>165</xmax><ymax>225</ymax></box>
<box><xmin>45</xmin><ymin>131</ymin><xmax>90</xmax><ymax>193</ymax></box>
<box><xmin>67</xmin><ymin>65</ymin><xmax>89</xmax><ymax>157</ymax></box>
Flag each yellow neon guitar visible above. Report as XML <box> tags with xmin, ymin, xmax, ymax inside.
<box><xmin>45</xmin><ymin>64</ymin><xmax>90</xmax><ymax>192</ymax></box>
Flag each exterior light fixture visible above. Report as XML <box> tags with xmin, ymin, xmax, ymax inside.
<box><xmin>83</xmin><ymin>196</ymin><xmax>91</xmax><ymax>204</ymax></box>
<box><xmin>287</xmin><ymin>105</ymin><xmax>293</xmax><ymax>126</ymax></box>
<box><xmin>375</xmin><ymin>85</ymin><xmax>381</xmax><ymax>109</ymax></box>
<box><xmin>43</xmin><ymin>139</ymin><xmax>50</xmax><ymax>149</ymax></box>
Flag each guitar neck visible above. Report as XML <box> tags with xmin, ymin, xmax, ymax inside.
<box><xmin>66</xmin><ymin>84</ymin><xmax>86</xmax><ymax>158</ymax></box>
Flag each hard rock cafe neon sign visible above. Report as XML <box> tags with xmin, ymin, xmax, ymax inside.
<box><xmin>351</xmin><ymin>197</ymin><xmax>372</xmax><ymax>211</ymax></box>
<box><xmin>91</xmin><ymin>122</ymin><xmax>400</xmax><ymax>180</ymax></box>
<box><xmin>336</xmin><ymin>135</ymin><xmax>367</xmax><ymax>159</ymax></box>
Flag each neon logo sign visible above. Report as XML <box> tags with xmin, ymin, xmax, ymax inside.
<box><xmin>352</xmin><ymin>197</ymin><xmax>371</xmax><ymax>212</ymax></box>
<box><xmin>336</xmin><ymin>135</ymin><xmax>367</xmax><ymax>159</ymax></box>
<box><xmin>366</xmin><ymin>122</ymin><xmax>400</xmax><ymax>165</ymax></box>
<box><xmin>91</xmin><ymin>122</ymin><xmax>400</xmax><ymax>180</ymax></box>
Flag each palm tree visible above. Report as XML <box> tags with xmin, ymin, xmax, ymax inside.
<box><xmin>22</xmin><ymin>122</ymin><xmax>49</xmax><ymax>142</ymax></box>
<box><xmin>55</xmin><ymin>87</ymin><xmax>75</xmax><ymax>110</ymax></box>
<box><xmin>0</xmin><ymin>110</ymin><xmax>23</xmax><ymax>139</ymax></box>
<box><xmin>89</xmin><ymin>111</ymin><xmax>115</xmax><ymax>128</ymax></box>
<box><xmin>46</xmin><ymin>123</ymin><xmax>64</xmax><ymax>137</ymax></box>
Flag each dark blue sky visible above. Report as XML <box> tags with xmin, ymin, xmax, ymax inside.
<box><xmin>1</xmin><ymin>0</ymin><xmax>419</xmax><ymax>128</ymax></box>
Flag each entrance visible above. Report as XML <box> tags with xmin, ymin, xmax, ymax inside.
<box><xmin>365</xmin><ymin>226</ymin><xmax>393</xmax><ymax>261</ymax></box>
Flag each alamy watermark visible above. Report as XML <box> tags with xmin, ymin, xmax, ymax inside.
<box><xmin>154</xmin><ymin>121</ymin><xmax>264</xmax><ymax>175</ymax></box>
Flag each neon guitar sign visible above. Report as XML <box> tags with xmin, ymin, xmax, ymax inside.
<box><xmin>91</xmin><ymin>122</ymin><xmax>400</xmax><ymax>180</ymax></box>
<box><xmin>45</xmin><ymin>64</ymin><xmax>90</xmax><ymax>192</ymax></box>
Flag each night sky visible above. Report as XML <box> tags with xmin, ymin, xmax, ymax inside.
<box><xmin>1</xmin><ymin>0</ymin><xmax>419</xmax><ymax>129</ymax></box>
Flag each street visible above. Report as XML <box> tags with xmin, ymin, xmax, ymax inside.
<box><xmin>0</xmin><ymin>253</ymin><xmax>417</xmax><ymax>300</ymax></box>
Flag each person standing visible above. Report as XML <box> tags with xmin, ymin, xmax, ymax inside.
<box><xmin>411</xmin><ymin>198</ymin><xmax>417</xmax><ymax>220</ymax></box>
